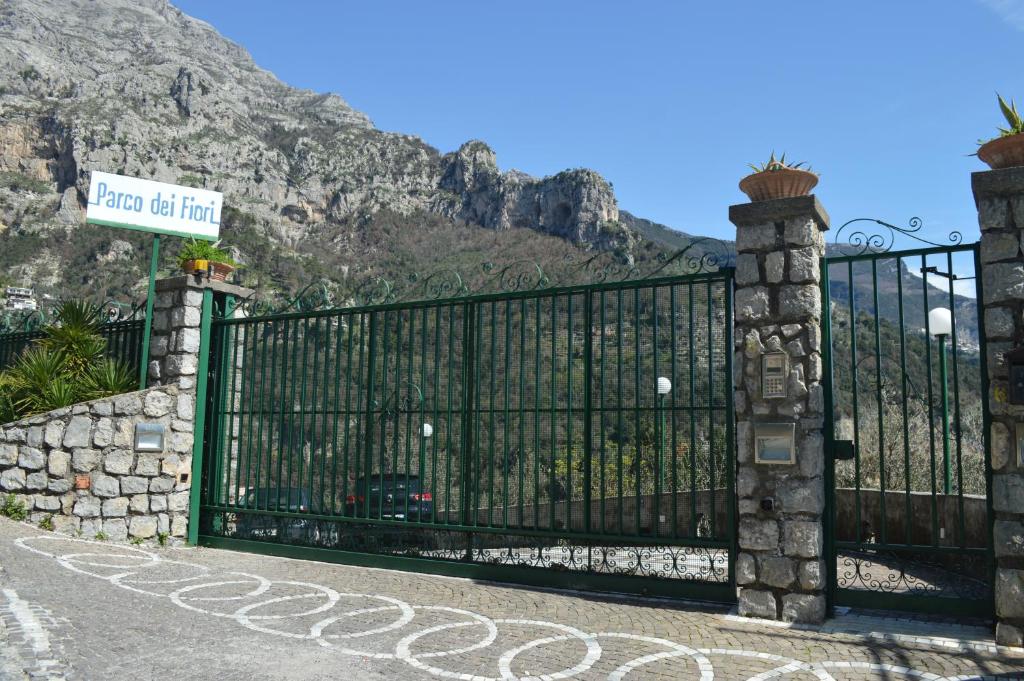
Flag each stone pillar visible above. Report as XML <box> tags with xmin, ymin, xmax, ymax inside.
<box><xmin>729</xmin><ymin>195</ymin><xmax>829</xmax><ymax>623</ymax></box>
<box><xmin>147</xmin><ymin>275</ymin><xmax>252</xmax><ymax>527</ymax></box>
<box><xmin>973</xmin><ymin>168</ymin><xmax>1024</xmax><ymax>647</ymax></box>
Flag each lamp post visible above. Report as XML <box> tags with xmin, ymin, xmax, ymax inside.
<box><xmin>928</xmin><ymin>307</ymin><xmax>953</xmax><ymax>495</ymax></box>
<box><xmin>656</xmin><ymin>377</ymin><xmax>672</xmax><ymax>490</ymax></box>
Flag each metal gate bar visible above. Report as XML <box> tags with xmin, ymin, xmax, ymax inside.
<box><xmin>823</xmin><ymin>242</ymin><xmax>993</xmax><ymax>617</ymax></box>
<box><xmin>198</xmin><ymin>271</ymin><xmax>736</xmax><ymax>598</ymax></box>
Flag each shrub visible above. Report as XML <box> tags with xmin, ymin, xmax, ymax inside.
<box><xmin>0</xmin><ymin>300</ymin><xmax>135</xmax><ymax>419</ymax></box>
<box><xmin>176</xmin><ymin>238</ymin><xmax>236</xmax><ymax>267</ymax></box>
<box><xmin>38</xmin><ymin>515</ymin><xmax>54</xmax><ymax>531</ymax></box>
<box><xmin>94</xmin><ymin>531</ymin><xmax>108</xmax><ymax>541</ymax></box>
<box><xmin>157</xmin><ymin>532</ymin><xmax>169</xmax><ymax>546</ymax></box>
<box><xmin>0</xmin><ymin>493</ymin><xmax>28</xmax><ymax>521</ymax></box>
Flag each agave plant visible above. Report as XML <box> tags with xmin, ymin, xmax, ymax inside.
<box><xmin>985</xmin><ymin>93</ymin><xmax>1024</xmax><ymax>142</ymax></box>
<box><xmin>748</xmin><ymin>151</ymin><xmax>813</xmax><ymax>174</ymax></box>
<box><xmin>0</xmin><ymin>299</ymin><xmax>136</xmax><ymax>420</ymax></box>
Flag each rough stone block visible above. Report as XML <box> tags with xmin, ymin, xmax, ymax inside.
<box><xmin>47</xmin><ymin>450</ymin><xmax>70</xmax><ymax>477</ymax></box>
<box><xmin>145</xmin><ymin>390</ymin><xmax>175</xmax><ymax>417</ymax></box>
<box><xmin>129</xmin><ymin>494</ymin><xmax>149</xmax><ymax>514</ymax></box>
<box><xmin>982</xmin><ymin>231</ymin><xmax>1021</xmax><ymax>263</ymax></box>
<box><xmin>996</xmin><ymin>622</ymin><xmax>1024</xmax><ymax>648</ymax></box>
<box><xmin>93</xmin><ymin>418</ymin><xmax>115</xmax><ymax>448</ymax></box>
<box><xmin>739</xmin><ymin>518</ymin><xmax>779</xmax><ymax>551</ymax></box>
<box><xmin>72</xmin><ymin>449</ymin><xmax>100</xmax><ymax>473</ymax></box>
<box><xmin>737</xmin><ymin>224</ymin><xmax>777</xmax><ymax>252</ymax></box>
<box><xmin>798</xmin><ymin>559</ymin><xmax>824</xmax><ymax>590</ymax></box>
<box><xmin>984</xmin><ymin>263</ymin><xmax>1024</xmax><ymax>305</ymax></box>
<box><xmin>24</xmin><ymin>471</ymin><xmax>47</xmax><ymax>490</ymax></box>
<box><xmin>157</xmin><ymin>512</ymin><xmax>170</xmax><ymax>534</ymax></box>
<box><xmin>91</xmin><ymin>400</ymin><xmax>113</xmax><ymax>417</ymax></box>
<box><xmin>765</xmin><ymin>251</ymin><xmax>784</xmax><ymax>284</ymax></box>
<box><xmin>165</xmin><ymin>354</ymin><xmax>198</xmax><ymax>377</ymax></box>
<box><xmin>171</xmin><ymin>515</ymin><xmax>188</xmax><ymax>537</ymax></box>
<box><xmin>63</xmin><ymin>416</ymin><xmax>93</xmax><ymax>448</ymax></box>
<box><xmin>996</xmin><ymin>568</ymin><xmax>1024</xmax><ymax>619</ymax></box>
<box><xmin>784</xmin><ymin>217</ymin><xmax>820</xmax><ymax>246</ymax></box>
<box><xmin>149</xmin><ymin>494</ymin><xmax>167</xmax><ymax>512</ymax></box>
<box><xmin>114</xmin><ymin>393</ymin><xmax>143</xmax><ymax>416</ymax></box>
<box><xmin>80</xmin><ymin>519</ymin><xmax>101</xmax><ymax>537</ymax></box>
<box><xmin>994</xmin><ymin>473</ymin><xmax>1024</xmax><ymax>513</ymax></box>
<box><xmin>129</xmin><ymin>515</ymin><xmax>158</xmax><ymax>539</ymax></box>
<box><xmin>175</xmin><ymin>327</ymin><xmax>201</xmax><ymax>353</ymax></box>
<box><xmin>34</xmin><ymin>495</ymin><xmax>61</xmax><ymax>512</ymax></box>
<box><xmin>737</xmin><ymin>588</ymin><xmax>777</xmax><ymax>619</ymax></box>
<box><xmin>986</xmin><ymin>306</ymin><xmax>1016</xmax><ymax>341</ymax></box>
<box><xmin>43</xmin><ymin>421</ymin><xmax>64</xmax><ymax>448</ymax></box>
<box><xmin>0</xmin><ymin>443</ymin><xmax>16</xmax><ymax>466</ymax></box>
<box><xmin>102</xmin><ymin>497</ymin><xmax>129</xmax><ymax>517</ymax></box>
<box><xmin>0</xmin><ymin>468</ymin><xmax>26</xmax><ymax>491</ymax></box>
<box><xmin>783</xmin><ymin>521</ymin><xmax>822</xmax><ymax>558</ymax></box>
<box><xmin>777</xmin><ymin>477</ymin><xmax>824</xmax><ymax>514</ymax></box>
<box><xmin>103</xmin><ymin>450</ymin><xmax>134</xmax><ymax>476</ymax></box>
<box><xmin>176</xmin><ymin>393</ymin><xmax>194</xmax><ymax>421</ymax></box>
<box><xmin>995</xmin><ymin>520</ymin><xmax>1024</xmax><ymax>558</ymax></box>
<box><xmin>48</xmin><ymin>479</ymin><xmax>72</xmax><ymax>494</ymax></box>
<box><xmin>73</xmin><ymin>496</ymin><xmax>101</xmax><ymax>518</ymax></box>
<box><xmin>103</xmin><ymin>517</ymin><xmax>128</xmax><ymax>541</ymax></box>
<box><xmin>735</xmin><ymin>287</ymin><xmax>770</xmax><ymax>322</ymax></box>
<box><xmin>149</xmin><ymin>476</ymin><xmax>176</xmax><ymax>493</ymax></box>
<box><xmin>6</xmin><ymin>427</ymin><xmax>25</xmax><ymax>443</ymax></box>
<box><xmin>91</xmin><ymin>474</ymin><xmax>120</xmax><ymax>498</ymax></box>
<box><xmin>736</xmin><ymin>468</ymin><xmax>757</xmax><ymax>497</ymax></box>
<box><xmin>17</xmin><ymin>446</ymin><xmax>44</xmax><ymax>470</ymax></box>
<box><xmin>135</xmin><ymin>455</ymin><xmax>161</xmax><ymax>477</ymax></box>
<box><xmin>168</xmin><ymin>490</ymin><xmax>190</xmax><ymax>512</ymax></box>
<box><xmin>150</xmin><ymin>335</ymin><xmax>169</xmax><ymax>358</ymax></box>
<box><xmin>171</xmin><ymin>306</ymin><xmax>202</xmax><ymax>328</ymax></box>
<box><xmin>51</xmin><ymin>515</ymin><xmax>79</xmax><ymax>535</ymax></box>
<box><xmin>120</xmin><ymin>476</ymin><xmax>150</xmax><ymax>495</ymax></box>
<box><xmin>113</xmin><ymin>420</ymin><xmax>134</xmax><ymax>448</ymax></box>
<box><xmin>778</xmin><ymin>285</ymin><xmax>820</xmax><ymax>321</ymax></box>
<box><xmin>735</xmin><ymin>253</ymin><xmax>759</xmax><ymax>286</ymax></box>
<box><xmin>169</xmin><ymin>431</ymin><xmax>192</xmax><ymax>454</ymax></box>
<box><xmin>26</xmin><ymin>426</ymin><xmax>43</xmax><ymax>448</ymax></box>
<box><xmin>760</xmin><ymin>556</ymin><xmax>796</xmax><ymax>588</ymax></box>
<box><xmin>735</xmin><ymin>552</ymin><xmax>756</xmax><ymax>585</ymax></box>
<box><xmin>781</xmin><ymin>593</ymin><xmax>825</xmax><ymax>623</ymax></box>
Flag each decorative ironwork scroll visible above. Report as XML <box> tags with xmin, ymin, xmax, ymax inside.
<box><xmin>833</xmin><ymin>217</ymin><xmax>963</xmax><ymax>256</ymax></box>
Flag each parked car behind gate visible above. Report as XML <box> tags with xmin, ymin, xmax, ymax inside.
<box><xmin>345</xmin><ymin>474</ymin><xmax>433</xmax><ymax>521</ymax></box>
<box><xmin>235</xmin><ymin>487</ymin><xmax>323</xmax><ymax>541</ymax></box>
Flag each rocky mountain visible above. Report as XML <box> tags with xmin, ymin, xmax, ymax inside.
<box><xmin>0</xmin><ymin>0</ymin><xmax>651</xmax><ymax>306</ymax></box>
<box><xmin>0</xmin><ymin>0</ymin><xmax>981</xmax><ymax>348</ymax></box>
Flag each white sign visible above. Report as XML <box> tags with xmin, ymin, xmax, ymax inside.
<box><xmin>86</xmin><ymin>171</ymin><xmax>221</xmax><ymax>240</ymax></box>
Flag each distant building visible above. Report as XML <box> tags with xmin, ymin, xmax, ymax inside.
<box><xmin>4</xmin><ymin>287</ymin><xmax>38</xmax><ymax>311</ymax></box>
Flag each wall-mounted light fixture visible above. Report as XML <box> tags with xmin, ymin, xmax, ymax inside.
<box><xmin>134</xmin><ymin>423</ymin><xmax>165</xmax><ymax>452</ymax></box>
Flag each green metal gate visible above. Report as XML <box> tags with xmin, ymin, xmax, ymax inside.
<box><xmin>822</xmin><ymin>219</ymin><xmax>993</xmax><ymax>617</ymax></box>
<box><xmin>197</xmin><ymin>267</ymin><xmax>737</xmax><ymax>601</ymax></box>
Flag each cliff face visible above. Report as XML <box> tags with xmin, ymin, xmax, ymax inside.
<box><xmin>0</xmin><ymin>0</ymin><xmax>633</xmax><ymax>300</ymax></box>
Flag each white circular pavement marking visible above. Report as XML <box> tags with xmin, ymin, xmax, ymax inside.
<box><xmin>14</xmin><ymin>535</ymin><xmax>994</xmax><ymax>681</ymax></box>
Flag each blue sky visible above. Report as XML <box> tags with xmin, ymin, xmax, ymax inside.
<box><xmin>175</xmin><ymin>0</ymin><xmax>1022</xmax><ymax>250</ymax></box>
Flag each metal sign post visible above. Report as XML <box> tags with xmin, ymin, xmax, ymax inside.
<box><xmin>138</xmin><ymin>235</ymin><xmax>160</xmax><ymax>388</ymax></box>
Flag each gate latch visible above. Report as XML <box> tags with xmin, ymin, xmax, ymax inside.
<box><xmin>831</xmin><ymin>440</ymin><xmax>855</xmax><ymax>461</ymax></box>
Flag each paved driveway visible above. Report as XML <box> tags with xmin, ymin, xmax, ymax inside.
<box><xmin>0</xmin><ymin>519</ymin><xmax>1022</xmax><ymax>680</ymax></box>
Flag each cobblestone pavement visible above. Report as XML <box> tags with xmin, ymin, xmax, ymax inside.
<box><xmin>0</xmin><ymin>519</ymin><xmax>1022</xmax><ymax>680</ymax></box>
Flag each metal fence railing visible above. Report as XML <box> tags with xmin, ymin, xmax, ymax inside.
<box><xmin>0</xmin><ymin>319</ymin><xmax>146</xmax><ymax>377</ymax></box>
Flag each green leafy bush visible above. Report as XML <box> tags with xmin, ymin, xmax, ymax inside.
<box><xmin>0</xmin><ymin>300</ymin><xmax>135</xmax><ymax>420</ymax></box>
<box><xmin>0</xmin><ymin>493</ymin><xmax>27</xmax><ymax>521</ymax></box>
<box><xmin>177</xmin><ymin>238</ymin><xmax>236</xmax><ymax>267</ymax></box>
<box><xmin>38</xmin><ymin>514</ymin><xmax>54</xmax><ymax>531</ymax></box>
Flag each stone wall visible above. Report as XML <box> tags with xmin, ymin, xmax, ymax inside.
<box><xmin>0</xmin><ymin>384</ymin><xmax>192</xmax><ymax>541</ymax></box>
<box><xmin>730</xmin><ymin>196</ymin><xmax>829</xmax><ymax>623</ymax></box>
<box><xmin>973</xmin><ymin>167</ymin><xmax>1024</xmax><ymax>647</ymax></box>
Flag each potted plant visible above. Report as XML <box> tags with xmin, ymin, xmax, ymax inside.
<box><xmin>738</xmin><ymin>152</ymin><xmax>818</xmax><ymax>202</ymax></box>
<box><xmin>976</xmin><ymin>94</ymin><xmax>1024</xmax><ymax>170</ymax></box>
<box><xmin>177</xmin><ymin>238</ymin><xmax>236</xmax><ymax>281</ymax></box>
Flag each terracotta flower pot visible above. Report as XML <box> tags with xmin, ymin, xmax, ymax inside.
<box><xmin>183</xmin><ymin>259</ymin><xmax>235</xmax><ymax>281</ymax></box>
<box><xmin>977</xmin><ymin>134</ymin><xmax>1024</xmax><ymax>170</ymax></box>
<box><xmin>738</xmin><ymin>167</ymin><xmax>819</xmax><ymax>202</ymax></box>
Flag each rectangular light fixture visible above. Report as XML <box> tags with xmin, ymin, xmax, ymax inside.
<box><xmin>754</xmin><ymin>423</ymin><xmax>796</xmax><ymax>465</ymax></box>
<box><xmin>134</xmin><ymin>423</ymin><xmax>165</xmax><ymax>452</ymax></box>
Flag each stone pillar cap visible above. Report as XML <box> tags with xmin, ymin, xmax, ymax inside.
<box><xmin>729</xmin><ymin>195</ymin><xmax>829</xmax><ymax>229</ymax></box>
<box><xmin>155</xmin><ymin>275</ymin><xmax>253</xmax><ymax>298</ymax></box>
<box><xmin>972</xmin><ymin>166</ymin><xmax>1024</xmax><ymax>205</ymax></box>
